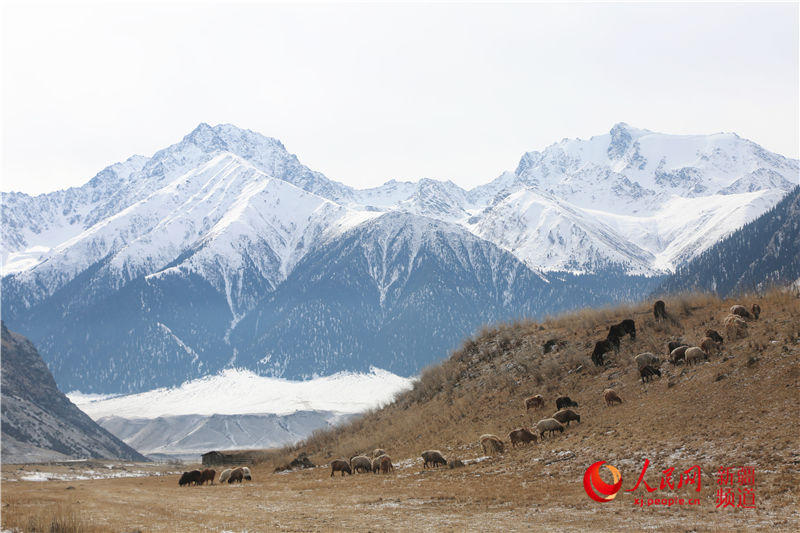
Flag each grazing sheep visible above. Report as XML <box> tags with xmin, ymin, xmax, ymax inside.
<box><xmin>372</xmin><ymin>448</ymin><xmax>386</xmax><ymax>458</ymax></box>
<box><xmin>379</xmin><ymin>455</ymin><xmax>394</xmax><ymax>474</ymax></box>
<box><xmin>670</xmin><ymin>345</ymin><xmax>690</xmax><ymax>364</ymax></box>
<box><xmin>199</xmin><ymin>468</ymin><xmax>216</xmax><ymax>485</ymax></box>
<box><xmin>371</xmin><ymin>456</ymin><xmax>383</xmax><ymax>474</ymax></box>
<box><xmin>634</xmin><ymin>352</ymin><xmax>660</xmax><ymax>371</ymax></box>
<box><xmin>552</xmin><ymin>408</ymin><xmax>581</xmax><ymax>426</ymax></box>
<box><xmin>218</xmin><ymin>468</ymin><xmax>233</xmax><ymax>484</ymax></box>
<box><xmin>479</xmin><ymin>434</ymin><xmax>505</xmax><ymax>455</ymax></box>
<box><xmin>730</xmin><ymin>305</ymin><xmax>753</xmax><ymax>320</ymax></box>
<box><xmin>724</xmin><ymin>314</ymin><xmax>748</xmax><ymax>340</ymax></box>
<box><xmin>508</xmin><ymin>428</ymin><xmax>537</xmax><ymax>447</ymax></box>
<box><xmin>350</xmin><ymin>455</ymin><xmax>372</xmax><ymax>474</ymax></box>
<box><xmin>654</xmin><ymin>300</ymin><xmax>667</xmax><ymax>321</ymax></box>
<box><xmin>700</xmin><ymin>337</ymin><xmax>720</xmax><ymax>357</ymax></box>
<box><xmin>556</xmin><ymin>396</ymin><xmax>579</xmax><ymax>410</ymax></box>
<box><xmin>667</xmin><ymin>340</ymin><xmax>687</xmax><ymax>354</ymax></box>
<box><xmin>704</xmin><ymin>329</ymin><xmax>724</xmax><ymax>344</ymax></box>
<box><xmin>421</xmin><ymin>450</ymin><xmax>447</xmax><ymax>468</ymax></box>
<box><xmin>591</xmin><ymin>340</ymin><xmax>616</xmax><ymax>366</ymax></box>
<box><xmin>640</xmin><ymin>365</ymin><xmax>661</xmax><ymax>383</ymax></box>
<box><xmin>620</xmin><ymin>319</ymin><xmax>637</xmax><ymax>340</ymax></box>
<box><xmin>604</xmin><ymin>389</ymin><xmax>623</xmax><ymax>406</ymax></box>
<box><xmin>535</xmin><ymin>418</ymin><xmax>565</xmax><ymax>438</ymax></box>
<box><xmin>241</xmin><ymin>467</ymin><xmax>252</xmax><ymax>481</ymax></box>
<box><xmin>685</xmin><ymin>346</ymin><xmax>706</xmax><ymax>366</ymax></box>
<box><xmin>525</xmin><ymin>395</ymin><xmax>545</xmax><ymax>410</ymax></box>
<box><xmin>751</xmin><ymin>303</ymin><xmax>761</xmax><ymax>319</ymax></box>
<box><xmin>179</xmin><ymin>470</ymin><xmax>203</xmax><ymax>486</ymax></box>
<box><xmin>228</xmin><ymin>467</ymin><xmax>245</xmax><ymax>484</ymax></box>
<box><xmin>330</xmin><ymin>459</ymin><xmax>352</xmax><ymax>477</ymax></box>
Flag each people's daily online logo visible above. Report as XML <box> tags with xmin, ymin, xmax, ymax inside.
<box><xmin>583</xmin><ymin>461</ymin><xmax>623</xmax><ymax>502</ymax></box>
<box><xmin>583</xmin><ymin>459</ymin><xmax>757</xmax><ymax>509</ymax></box>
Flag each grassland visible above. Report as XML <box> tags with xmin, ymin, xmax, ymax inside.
<box><xmin>2</xmin><ymin>290</ymin><xmax>799</xmax><ymax>532</ymax></box>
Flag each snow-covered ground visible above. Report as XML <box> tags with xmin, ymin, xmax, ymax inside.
<box><xmin>68</xmin><ymin>367</ymin><xmax>414</xmax><ymax>419</ymax></box>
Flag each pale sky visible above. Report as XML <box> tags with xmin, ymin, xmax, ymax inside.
<box><xmin>2</xmin><ymin>1</ymin><xmax>798</xmax><ymax>195</ymax></box>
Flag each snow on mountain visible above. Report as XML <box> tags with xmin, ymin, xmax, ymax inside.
<box><xmin>69</xmin><ymin>367</ymin><xmax>413</xmax><ymax>419</ymax></box>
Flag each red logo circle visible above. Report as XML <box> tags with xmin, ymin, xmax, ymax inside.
<box><xmin>584</xmin><ymin>461</ymin><xmax>623</xmax><ymax>502</ymax></box>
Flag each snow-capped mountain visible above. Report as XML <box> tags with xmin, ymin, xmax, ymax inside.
<box><xmin>1</xmin><ymin>122</ymin><xmax>796</xmax><ymax>393</ymax></box>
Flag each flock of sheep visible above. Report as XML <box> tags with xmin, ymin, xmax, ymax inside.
<box><xmin>177</xmin><ymin>300</ymin><xmax>762</xmax><ymax>484</ymax></box>
<box><xmin>178</xmin><ymin>466</ymin><xmax>252</xmax><ymax>486</ymax></box>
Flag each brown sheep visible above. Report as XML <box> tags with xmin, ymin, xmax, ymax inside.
<box><xmin>508</xmin><ymin>428</ymin><xmax>537</xmax><ymax>447</ymax></box>
<box><xmin>479</xmin><ymin>434</ymin><xmax>505</xmax><ymax>455</ymax></box>
<box><xmin>227</xmin><ymin>467</ymin><xmax>244</xmax><ymax>484</ymax></box>
<box><xmin>604</xmin><ymin>389</ymin><xmax>623</xmax><ymax>406</ymax></box>
<box><xmin>730</xmin><ymin>305</ymin><xmax>753</xmax><ymax>319</ymax></box>
<box><xmin>700</xmin><ymin>336</ymin><xmax>720</xmax><ymax>357</ymax></box>
<box><xmin>552</xmin><ymin>409</ymin><xmax>581</xmax><ymax>426</ymax></box>
<box><xmin>724</xmin><ymin>314</ymin><xmax>748</xmax><ymax>340</ymax></box>
<box><xmin>525</xmin><ymin>395</ymin><xmax>544</xmax><ymax>410</ymax></box>
<box><xmin>199</xmin><ymin>468</ymin><xmax>216</xmax><ymax>485</ymax></box>
<box><xmin>379</xmin><ymin>455</ymin><xmax>394</xmax><ymax>474</ymax></box>
<box><xmin>421</xmin><ymin>450</ymin><xmax>447</xmax><ymax>468</ymax></box>
<box><xmin>751</xmin><ymin>303</ymin><xmax>761</xmax><ymax>319</ymax></box>
<box><xmin>640</xmin><ymin>365</ymin><xmax>661</xmax><ymax>383</ymax></box>
<box><xmin>330</xmin><ymin>459</ymin><xmax>352</xmax><ymax>477</ymax></box>
<box><xmin>704</xmin><ymin>329</ymin><xmax>724</xmax><ymax>344</ymax></box>
<box><xmin>654</xmin><ymin>300</ymin><xmax>667</xmax><ymax>320</ymax></box>
<box><xmin>685</xmin><ymin>346</ymin><xmax>706</xmax><ymax>366</ymax></box>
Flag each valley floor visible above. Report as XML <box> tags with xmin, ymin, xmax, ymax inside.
<box><xmin>2</xmin><ymin>451</ymin><xmax>797</xmax><ymax>532</ymax></box>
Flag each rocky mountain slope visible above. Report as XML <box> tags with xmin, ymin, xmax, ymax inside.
<box><xmin>1</xmin><ymin>123</ymin><xmax>796</xmax><ymax>393</ymax></box>
<box><xmin>0</xmin><ymin>322</ymin><xmax>147</xmax><ymax>463</ymax></box>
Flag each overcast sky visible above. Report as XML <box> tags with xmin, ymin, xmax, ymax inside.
<box><xmin>2</xmin><ymin>1</ymin><xmax>798</xmax><ymax>195</ymax></box>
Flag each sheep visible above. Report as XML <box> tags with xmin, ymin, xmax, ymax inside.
<box><xmin>591</xmin><ymin>340</ymin><xmax>616</xmax><ymax>366</ymax></box>
<box><xmin>508</xmin><ymin>428</ymin><xmax>537</xmax><ymax>448</ymax></box>
<box><xmin>241</xmin><ymin>466</ymin><xmax>252</xmax><ymax>481</ymax></box>
<box><xmin>604</xmin><ymin>389</ymin><xmax>623</xmax><ymax>406</ymax></box>
<box><xmin>372</xmin><ymin>448</ymin><xmax>386</xmax><ymax>458</ymax></box>
<box><xmin>670</xmin><ymin>345</ymin><xmax>690</xmax><ymax>364</ymax></box>
<box><xmin>704</xmin><ymin>329</ymin><xmax>724</xmax><ymax>344</ymax></box>
<box><xmin>700</xmin><ymin>337</ymin><xmax>720</xmax><ymax>357</ymax></box>
<box><xmin>609</xmin><ymin>319</ymin><xmax>637</xmax><ymax>341</ymax></box>
<box><xmin>421</xmin><ymin>450</ymin><xmax>447</xmax><ymax>468</ymax></box>
<box><xmin>525</xmin><ymin>395</ymin><xmax>545</xmax><ymax>410</ymax></box>
<box><xmin>654</xmin><ymin>300</ymin><xmax>667</xmax><ymax>320</ymax></box>
<box><xmin>667</xmin><ymin>340</ymin><xmax>687</xmax><ymax>354</ymax></box>
<box><xmin>685</xmin><ymin>346</ymin><xmax>706</xmax><ymax>366</ymax></box>
<box><xmin>724</xmin><ymin>314</ymin><xmax>748</xmax><ymax>340</ymax></box>
<box><xmin>552</xmin><ymin>408</ymin><xmax>581</xmax><ymax>426</ymax></box>
<box><xmin>730</xmin><ymin>305</ymin><xmax>753</xmax><ymax>320</ymax></box>
<box><xmin>640</xmin><ymin>365</ymin><xmax>661</xmax><ymax>383</ymax></box>
<box><xmin>350</xmin><ymin>455</ymin><xmax>372</xmax><ymax>474</ymax></box>
<box><xmin>199</xmin><ymin>468</ymin><xmax>216</xmax><ymax>485</ymax></box>
<box><xmin>179</xmin><ymin>470</ymin><xmax>203</xmax><ymax>486</ymax></box>
<box><xmin>218</xmin><ymin>468</ymin><xmax>233</xmax><ymax>484</ymax></box>
<box><xmin>379</xmin><ymin>455</ymin><xmax>394</xmax><ymax>474</ymax></box>
<box><xmin>556</xmin><ymin>396</ymin><xmax>579</xmax><ymax>410</ymax></box>
<box><xmin>751</xmin><ymin>303</ymin><xmax>761</xmax><ymax>319</ymax></box>
<box><xmin>535</xmin><ymin>418</ymin><xmax>565</xmax><ymax>439</ymax></box>
<box><xmin>634</xmin><ymin>352</ymin><xmax>660</xmax><ymax>372</ymax></box>
<box><xmin>227</xmin><ymin>467</ymin><xmax>245</xmax><ymax>484</ymax></box>
<box><xmin>479</xmin><ymin>434</ymin><xmax>505</xmax><ymax>455</ymax></box>
<box><xmin>330</xmin><ymin>459</ymin><xmax>352</xmax><ymax>477</ymax></box>
<box><xmin>371</xmin><ymin>456</ymin><xmax>383</xmax><ymax>474</ymax></box>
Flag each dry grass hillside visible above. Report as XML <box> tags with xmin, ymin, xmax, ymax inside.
<box><xmin>2</xmin><ymin>290</ymin><xmax>799</xmax><ymax>532</ymax></box>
